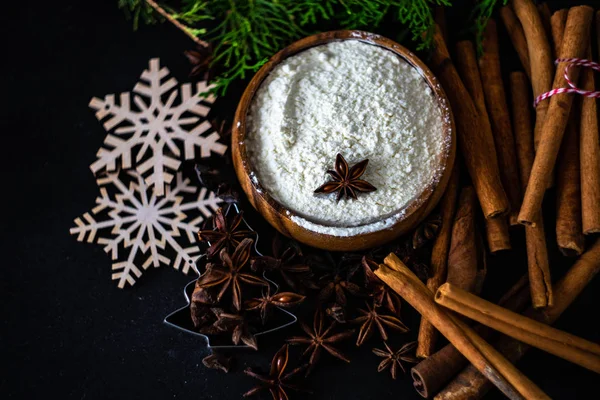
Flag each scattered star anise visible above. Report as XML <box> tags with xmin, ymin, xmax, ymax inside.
<box><xmin>372</xmin><ymin>341</ymin><xmax>419</xmax><ymax>379</ymax></box>
<box><xmin>196</xmin><ymin>238</ymin><xmax>268</xmax><ymax>311</ymax></box>
<box><xmin>412</xmin><ymin>214</ymin><xmax>442</xmax><ymax>249</ymax></box>
<box><xmin>202</xmin><ymin>353</ymin><xmax>233</xmax><ymax>373</ymax></box>
<box><xmin>245</xmin><ymin>289</ymin><xmax>306</xmax><ymax>324</ymax></box>
<box><xmin>351</xmin><ymin>301</ymin><xmax>409</xmax><ymax>346</ymax></box>
<box><xmin>287</xmin><ymin>309</ymin><xmax>355</xmax><ymax>375</ymax></box>
<box><xmin>251</xmin><ymin>234</ymin><xmax>316</xmax><ymax>293</ymax></box>
<box><xmin>362</xmin><ymin>256</ymin><xmax>402</xmax><ymax>316</ymax></box>
<box><xmin>318</xmin><ymin>267</ymin><xmax>363</xmax><ymax>306</ymax></box>
<box><xmin>212</xmin><ymin>311</ymin><xmax>258</xmax><ymax>350</ymax></box>
<box><xmin>314</xmin><ymin>153</ymin><xmax>377</xmax><ymax>202</ymax></box>
<box><xmin>324</xmin><ymin>302</ymin><xmax>346</xmax><ymax>323</ymax></box>
<box><xmin>198</xmin><ymin>208</ymin><xmax>255</xmax><ymax>258</ymax></box>
<box><xmin>244</xmin><ymin>344</ymin><xmax>309</xmax><ymax>400</ymax></box>
<box><xmin>184</xmin><ymin>43</ymin><xmax>213</xmax><ymax>79</ymax></box>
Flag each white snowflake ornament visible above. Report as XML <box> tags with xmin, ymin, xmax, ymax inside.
<box><xmin>70</xmin><ymin>170</ymin><xmax>222</xmax><ymax>288</ymax></box>
<box><xmin>88</xmin><ymin>58</ymin><xmax>227</xmax><ymax>195</ymax></box>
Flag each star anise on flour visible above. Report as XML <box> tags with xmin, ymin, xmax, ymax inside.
<box><xmin>244</xmin><ymin>344</ymin><xmax>309</xmax><ymax>400</ymax></box>
<box><xmin>314</xmin><ymin>153</ymin><xmax>377</xmax><ymax>202</ymax></box>
<box><xmin>184</xmin><ymin>44</ymin><xmax>213</xmax><ymax>79</ymax></box>
<box><xmin>372</xmin><ymin>341</ymin><xmax>419</xmax><ymax>379</ymax></box>
<box><xmin>362</xmin><ymin>256</ymin><xmax>402</xmax><ymax>316</ymax></box>
<box><xmin>198</xmin><ymin>208</ymin><xmax>255</xmax><ymax>258</ymax></box>
<box><xmin>351</xmin><ymin>301</ymin><xmax>409</xmax><ymax>346</ymax></box>
<box><xmin>287</xmin><ymin>309</ymin><xmax>355</xmax><ymax>375</ymax></box>
<box><xmin>251</xmin><ymin>234</ymin><xmax>316</xmax><ymax>293</ymax></box>
<box><xmin>196</xmin><ymin>238</ymin><xmax>268</xmax><ymax>311</ymax></box>
<box><xmin>245</xmin><ymin>289</ymin><xmax>306</xmax><ymax>324</ymax></box>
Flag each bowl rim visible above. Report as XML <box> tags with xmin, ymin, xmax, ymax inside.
<box><xmin>232</xmin><ymin>30</ymin><xmax>454</xmax><ymax>238</ymax></box>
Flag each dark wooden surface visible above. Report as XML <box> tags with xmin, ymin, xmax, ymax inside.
<box><xmin>2</xmin><ymin>1</ymin><xmax>599</xmax><ymax>399</ymax></box>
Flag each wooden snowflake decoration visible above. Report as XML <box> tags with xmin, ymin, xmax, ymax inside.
<box><xmin>88</xmin><ymin>58</ymin><xmax>227</xmax><ymax>196</ymax></box>
<box><xmin>70</xmin><ymin>170</ymin><xmax>222</xmax><ymax>288</ymax></box>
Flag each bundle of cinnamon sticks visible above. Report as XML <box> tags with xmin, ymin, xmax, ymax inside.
<box><xmin>391</xmin><ymin>2</ymin><xmax>600</xmax><ymax>398</ymax></box>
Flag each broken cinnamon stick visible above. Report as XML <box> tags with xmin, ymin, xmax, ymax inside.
<box><xmin>429</xmin><ymin>25</ymin><xmax>509</xmax><ymax>218</ymax></box>
<box><xmin>446</xmin><ymin>187</ymin><xmax>486</xmax><ymax>294</ymax></box>
<box><xmin>556</xmin><ymin>102</ymin><xmax>585</xmax><ymax>256</ymax></box>
<box><xmin>499</xmin><ymin>6</ymin><xmax>531</xmax><ymax>78</ymax></box>
<box><xmin>377</xmin><ymin>255</ymin><xmax>549</xmax><ymax>400</ymax></box>
<box><xmin>519</xmin><ymin>6</ymin><xmax>594</xmax><ymax>226</ymax></box>
<box><xmin>435</xmin><ymin>283</ymin><xmax>600</xmax><ymax>373</ymax></box>
<box><xmin>511</xmin><ymin>71</ymin><xmax>553</xmax><ymax>308</ymax></box>
<box><xmin>511</xmin><ymin>0</ymin><xmax>554</xmax><ymax>151</ymax></box>
<box><xmin>479</xmin><ymin>19</ymin><xmax>522</xmax><ymax>226</ymax></box>
<box><xmin>417</xmin><ymin>164</ymin><xmax>460</xmax><ymax>359</ymax></box>
<box><xmin>580</xmin><ymin>43</ymin><xmax>600</xmax><ymax>234</ymax></box>
<box><xmin>454</xmin><ymin>40</ymin><xmax>511</xmax><ymax>251</ymax></box>
<box><xmin>435</xmin><ymin>239</ymin><xmax>600</xmax><ymax>400</ymax></box>
<box><xmin>411</xmin><ymin>275</ymin><xmax>530</xmax><ymax>399</ymax></box>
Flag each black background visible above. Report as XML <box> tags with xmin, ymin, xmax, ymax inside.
<box><xmin>2</xmin><ymin>1</ymin><xmax>600</xmax><ymax>399</ymax></box>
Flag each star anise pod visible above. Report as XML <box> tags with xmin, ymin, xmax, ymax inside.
<box><xmin>372</xmin><ymin>341</ymin><xmax>419</xmax><ymax>379</ymax></box>
<box><xmin>412</xmin><ymin>214</ymin><xmax>442</xmax><ymax>249</ymax></box>
<box><xmin>362</xmin><ymin>256</ymin><xmax>402</xmax><ymax>316</ymax></box>
<box><xmin>314</xmin><ymin>153</ymin><xmax>377</xmax><ymax>202</ymax></box>
<box><xmin>184</xmin><ymin>43</ymin><xmax>213</xmax><ymax>79</ymax></box>
<box><xmin>212</xmin><ymin>311</ymin><xmax>258</xmax><ymax>350</ymax></box>
<box><xmin>251</xmin><ymin>234</ymin><xmax>315</xmax><ymax>293</ymax></box>
<box><xmin>244</xmin><ymin>344</ymin><xmax>309</xmax><ymax>400</ymax></box>
<box><xmin>198</xmin><ymin>208</ymin><xmax>255</xmax><ymax>258</ymax></box>
<box><xmin>202</xmin><ymin>353</ymin><xmax>233</xmax><ymax>373</ymax></box>
<box><xmin>245</xmin><ymin>289</ymin><xmax>306</xmax><ymax>324</ymax></box>
<box><xmin>196</xmin><ymin>238</ymin><xmax>268</xmax><ymax>311</ymax></box>
<box><xmin>287</xmin><ymin>309</ymin><xmax>355</xmax><ymax>375</ymax></box>
<box><xmin>324</xmin><ymin>302</ymin><xmax>346</xmax><ymax>323</ymax></box>
<box><xmin>318</xmin><ymin>268</ymin><xmax>363</xmax><ymax>306</ymax></box>
<box><xmin>351</xmin><ymin>301</ymin><xmax>409</xmax><ymax>346</ymax></box>
<box><xmin>392</xmin><ymin>240</ymin><xmax>432</xmax><ymax>281</ymax></box>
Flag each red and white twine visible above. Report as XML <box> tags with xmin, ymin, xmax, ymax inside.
<box><xmin>533</xmin><ymin>58</ymin><xmax>600</xmax><ymax>107</ymax></box>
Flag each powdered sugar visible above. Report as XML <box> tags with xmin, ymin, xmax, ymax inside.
<box><xmin>246</xmin><ymin>40</ymin><xmax>445</xmax><ymax>235</ymax></box>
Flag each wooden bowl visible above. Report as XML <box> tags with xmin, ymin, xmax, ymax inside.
<box><xmin>232</xmin><ymin>30</ymin><xmax>455</xmax><ymax>251</ymax></box>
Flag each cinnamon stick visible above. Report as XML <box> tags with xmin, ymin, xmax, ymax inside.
<box><xmin>537</xmin><ymin>3</ymin><xmax>553</xmax><ymax>54</ymax></box>
<box><xmin>511</xmin><ymin>71</ymin><xmax>553</xmax><ymax>308</ymax></box>
<box><xmin>550</xmin><ymin>9</ymin><xmax>567</xmax><ymax>57</ymax></box>
<box><xmin>499</xmin><ymin>6</ymin><xmax>531</xmax><ymax>78</ymax></box>
<box><xmin>411</xmin><ymin>275</ymin><xmax>530</xmax><ymax>399</ymax></box>
<box><xmin>580</xmin><ymin>43</ymin><xmax>600</xmax><ymax>234</ymax></box>
<box><xmin>435</xmin><ymin>283</ymin><xmax>600</xmax><ymax>373</ymax></box>
<box><xmin>417</xmin><ymin>164</ymin><xmax>460</xmax><ymax>359</ymax></box>
<box><xmin>519</xmin><ymin>6</ymin><xmax>594</xmax><ymax>225</ymax></box>
<box><xmin>485</xmin><ymin>218</ymin><xmax>511</xmax><ymax>254</ymax></box>
<box><xmin>454</xmin><ymin>40</ymin><xmax>511</xmax><ymax>251</ymax></box>
<box><xmin>553</xmin><ymin>9</ymin><xmax>582</xmax><ymax>250</ymax></box>
<box><xmin>511</xmin><ymin>0</ymin><xmax>554</xmax><ymax>151</ymax></box>
<box><xmin>479</xmin><ymin>19</ymin><xmax>522</xmax><ymax>226</ymax></box>
<box><xmin>446</xmin><ymin>187</ymin><xmax>486</xmax><ymax>294</ymax></box>
<box><xmin>377</xmin><ymin>255</ymin><xmax>549</xmax><ymax>400</ymax></box>
<box><xmin>429</xmin><ymin>25</ymin><xmax>509</xmax><ymax>218</ymax></box>
<box><xmin>556</xmin><ymin>102</ymin><xmax>584</xmax><ymax>256</ymax></box>
<box><xmin>435</xmin><ymin>239</ymin><xmax>600</xmax><ymax>400</ymax></box>
<box><xmin>434</xmin><ymin>6</ymin><xmax>448</xmax><ymax>45</ymax></box>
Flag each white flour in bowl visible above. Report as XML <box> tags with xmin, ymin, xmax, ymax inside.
<box><xmin>245</xmin><ymin>40</ymin><xmax>447</xmax><ymax>235</ymax></box>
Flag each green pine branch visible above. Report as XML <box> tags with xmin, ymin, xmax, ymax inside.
<box><xmin>121</xmin><ymin>0</ymin><xmax>498</xmax><ymax>95</ymax></box>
